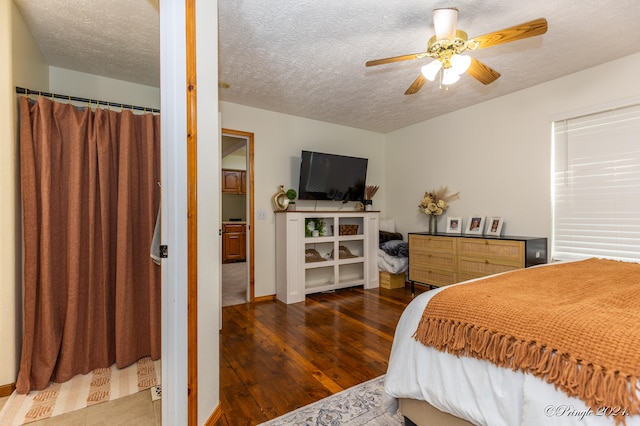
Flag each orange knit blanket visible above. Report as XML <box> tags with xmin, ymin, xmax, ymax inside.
<box><xmin>413</xmin><ymin>258</ymin><xmax>640</xmax><ymax>424</ymax></box>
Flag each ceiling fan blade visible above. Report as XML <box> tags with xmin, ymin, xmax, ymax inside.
<box><xmin>404</xmin><ymin>74</ymin><xmax>427</xmax><ymax>95</ymax></box>
<box><xmin>467</xmin><ymin>57</ymin><xmax>501</xmax><ymax>85</ymax></box>
<box><xmin>470</xmin><ymin>18</ymin><xmax>548</xmax><ymax>50</ymax></box>
<box><xmin>365</xmin><ymin>52</ymin><xmax>427</xmax><ymax>67</ymax></box>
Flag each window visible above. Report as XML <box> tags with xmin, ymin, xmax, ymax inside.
<box><xmin>552</xmin><ymin>103</ymin><xmax>640</xmax><ymax>262</ymax></box>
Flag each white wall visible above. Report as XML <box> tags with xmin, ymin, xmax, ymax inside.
<box><xmin>0</xmin><ymin>0</ymin><xmax>49</xmax><ymax>390</ymax></box>
<box><xmin>385</xmin><ymin>53</ymin><xmax>640</xmax><ymax>243</ymax></box>
<box><xmin>11</xmin><ymin>2</ymin><xmax>49</xmax><ymax>92</ymax></box>
<box><xmin>220</xmin><ymin>102</ymin><xmax>386</xmax><ymax>298</ymax></box>
<box><xmin>49</xmin><ymin>67</ymin><xmax>160</xmax><ymax>110</ymax></box>
<box><xmin>222</xmin><ymin>152</ymin><xmax>246</xmax><ymax>170</ymax></box>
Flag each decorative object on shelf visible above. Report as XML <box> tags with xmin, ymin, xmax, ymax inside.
<box><xmin>286</xmin><ymin>188</ymin><xmax>297</xmax><ymax>211</ymax></box>
<box><xmin>272</xmin><ymin>185</ymin><xmax>289</xmax><ymax>211</ymax></box>
<box><xmin>354</xmin><ymin>201</ymin><xmax>365</xmax><ymax>211</ymax></box>
<box><xmin>305</xmin><ymin>248</ymin><xmax>325</xmax><ymax>263</ymax></box>
<box><xmin>465</xmin><ymin>215</ymin><xmax>486</xmax><ymax>235</ymax></box>
<box><xmin>418</xmin><ymin>186</ymin><xmax>460</xmax><ymax>235</ymax></box>
<box><xmin>363</xmin><ymin>185</ymin><xmax>379</xmax><ymax>211</ymax></box>
<box><xmin>486</xmin><ymin>216</ymin><xmax>504</xmax><ymax>236</ymax></box>
<box><xmin>305</xmin><ymin>218</ymin><xmax>325</xmax><ymax>237</ymax></box>
<box><xmin>336</xmin><ymin>224</ymin><xmax>359</xmax><ymax>235</ymax></box>
<box><xmin>446</xmin><ymin>216</ymin><xmax>463</xmax><ymax>234</ymax></box>
<box><xmin>331</xmin><ymin>245</ymin><xmax>358</xmax><ymax>259</ymax></box>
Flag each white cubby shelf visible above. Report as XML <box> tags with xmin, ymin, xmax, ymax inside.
<box><xmin>275</xmin><ymin>210</ymin><xmax>380</xmax><ymax>304</ymax></box>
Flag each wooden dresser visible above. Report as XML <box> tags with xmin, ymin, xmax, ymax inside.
<box><xmin>408</xmin><ymin>233</ymin><xmax>547</xmax><ymax>290</ymax></box>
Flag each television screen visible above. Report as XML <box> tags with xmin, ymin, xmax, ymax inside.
<box><xmin>298</xmin><ymin>150</ymin><xmax>368</xmax><ymax>202</ymax></box>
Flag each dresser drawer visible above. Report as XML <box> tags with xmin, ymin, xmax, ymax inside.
<box><xmin>456</xmin><ymin>238</ymin><xmax>524</xmax><ymax>265</ymax></box>
<box><xmin>409</xmin><ymin>234</ymin><xmax>456</xmax><ymax>254</ymax></box>
<box><xmin>409</xmin><ymin>265</ymin><xmax>457</xmax><ymax>287</ymax></box>
<box><xmin>457</xmin><ymin>256</ymin><xmax>521</xmax><ymax>281</ymax></box>
<box><xmin>410</xmin><ymin>251</ymin><xmax>456</xmax><ymax>272</ymax></box>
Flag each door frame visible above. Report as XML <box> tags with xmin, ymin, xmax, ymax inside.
<box><xmin>221</xmin><ymin>128</ymin><xmax>255</xmax><ymax>302</ymax></box>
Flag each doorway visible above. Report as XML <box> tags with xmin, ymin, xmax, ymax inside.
<box><xmin>221</xmin><ymin>129</ymin><xmax>254</xmax><ymax>305</ymax></box>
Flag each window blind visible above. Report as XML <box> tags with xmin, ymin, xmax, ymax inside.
<box><xmin>552</xmin><ymin>104</ymin><xmax>640</xmax><ymax>262</ymax></box>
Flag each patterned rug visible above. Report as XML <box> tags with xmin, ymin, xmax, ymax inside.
<box><xmin>258</xmin><ymin>375</ymin><xmax>403</xmax><ymax>426</ymax></box>
<box><xmin>0</xmin><ymin>357</ymin><xmax>160</xmax><ymax>425</ymax></box>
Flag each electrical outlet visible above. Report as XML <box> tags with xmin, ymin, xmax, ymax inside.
<box><xmin>150</xmin><ymin>385</ymin><xmax>162</xmax><ymax>401</ymax></box>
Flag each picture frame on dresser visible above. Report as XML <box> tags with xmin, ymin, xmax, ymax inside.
<box><xmin>486</xmin><ymin>216</ymin><xmax>504</xmax><ymax>236</ymax></box>
<box><xmin>465</xmin><ymin>215</ymin><xmax>485</xmax><ymax>235</ymax></box>
<box><xmin>446</xmin><ymin>217</ymin><xmax>462</xmax><ymax>234</ymax></box>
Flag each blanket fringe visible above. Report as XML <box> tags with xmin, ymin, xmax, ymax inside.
<box><xmin>414</xmin><ymin>318</ymin><xmax>640</xmax><ymax>425</ymax></box>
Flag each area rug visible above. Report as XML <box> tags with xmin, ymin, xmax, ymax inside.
<box><xmin>258</xmin><ymin>375</ymin><xmax>403</xmax><ymax>426</ymax></box>
<box><xmin>0</xmin><ymin>357</ymin><xmax>161</xmax><ymax>425</ymax></box>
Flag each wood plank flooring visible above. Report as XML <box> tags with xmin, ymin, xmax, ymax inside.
<box><xmin>216</xmin><ymin>283</ymin><xmax>427</xmax><ymax>426</ymax></box>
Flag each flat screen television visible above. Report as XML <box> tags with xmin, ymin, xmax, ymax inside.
<box><xmin>298</xmin><ymin>150</ymin><xmax>368</xmax><ymax>202</ymax></box>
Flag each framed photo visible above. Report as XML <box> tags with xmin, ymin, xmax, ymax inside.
<box><xmin>465</xmin><ymin>215</ymin><xmax>485</xmax><ymax>235</ymax></box>
<box><xmin>486</xmin><ymin>216</ymin><xmax>504</xmax><ymax>236</ymax></box>
<box><xmin>446</xmin><ymin>217</ymin><xmax>462</xmax><ymax>234</ymax></box>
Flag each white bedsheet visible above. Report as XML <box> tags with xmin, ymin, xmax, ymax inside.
<box><xmin>384</xmin><ymin>277</ymin><xmax>639</xmax><ymax>426</ymax></box>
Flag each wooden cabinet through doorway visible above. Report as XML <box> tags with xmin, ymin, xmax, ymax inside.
<box><xmin>222</xmin><ymin>169</ymin><xmax>246</xmax><ymax>194</ymax></box>
<box><xmin>222</xmin><ymin>223</ymin><xmax>246</xmax><ymax>263</ymax></box>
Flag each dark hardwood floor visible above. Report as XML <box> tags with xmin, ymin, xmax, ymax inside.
<box><xmin>216</xmin><ymin>283</ymin><xmax>427</xmax><ymax>426</ymax></box>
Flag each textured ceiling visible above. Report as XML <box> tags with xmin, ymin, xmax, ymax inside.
<box><xmin>14</xmin><ymin>0</ymin><xmax>640</xmax><ymax>133</ymax></box>
<box><xmin>15</xmin><ymin>0</ymin><xmax>160</xmax><ymax>88</ymax></box>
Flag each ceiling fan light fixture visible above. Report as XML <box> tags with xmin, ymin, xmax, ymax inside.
<box><xmin>433</xmin><ymin>7</ymin><xmax>458</xmax><ymax>41</ymax></box>
<box><xmin>441</xmin><ymin>68</ymin><xmax>460</xmax><ymax>85</ymax></box>
<box><xmin>421</xmin><ymin>60</ymin><xmax>443</xmax><ymax>81</ymax></box>
<box><xmin>450</xmin><ymin>54</ymin><xmax>471</xmax><ymax>75</ymax></box>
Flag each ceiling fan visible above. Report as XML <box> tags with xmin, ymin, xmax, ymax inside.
<box><xmin>365</xmin><ymin>8</ymin><xmax>548</xmax><ymax>94</ymax></box>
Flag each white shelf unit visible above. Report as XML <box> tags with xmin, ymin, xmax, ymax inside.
<box><xmin>275</xmin><ymin>211</ymin><xmax>380</xmax><ymax>304</ymax></box>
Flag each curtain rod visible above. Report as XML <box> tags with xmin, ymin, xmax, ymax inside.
<box><xmin>15</xmin><ymin>86</ymin><xmax>160</xmax><ymax>113</ymax></box>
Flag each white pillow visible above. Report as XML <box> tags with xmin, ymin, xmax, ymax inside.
<box><xmin>379</xmin><ymin>218</ymin><xmax>396</xmax><ymax>233</ymax></box>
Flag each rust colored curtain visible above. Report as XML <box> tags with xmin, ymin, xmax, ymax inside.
<box><xmin>16</xmin><ymin>96</ymin><xmax>161</xmax><ymax>394</ymax></box>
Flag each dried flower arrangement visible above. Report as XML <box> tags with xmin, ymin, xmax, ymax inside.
<box><xmin>364</xmin><ymin>185</ymin><xmax>379</xmax><ymax>200</ymax></box>
<box><xmin>418</xmin><ymin>186</ymin><xmax>460</xmax><ymax>216</ymax></box>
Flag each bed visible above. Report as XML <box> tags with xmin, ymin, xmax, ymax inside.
<box><xmin>384</xmin><ymin>258</ymin><xmax>640</xmax><ymax>426</ymax></box>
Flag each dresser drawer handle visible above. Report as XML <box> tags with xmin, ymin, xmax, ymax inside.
<box><xmin>485</xmin><ymin>259</ymin><xmax>490</xmax><ymax>264</ymax></box>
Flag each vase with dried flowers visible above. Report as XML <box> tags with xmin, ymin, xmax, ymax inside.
<box><xmin>363</xmin><ymin>185</ymin><xmax>379</xmax><ymax>211</ymax></box>
<box><xmin>418</xmin><ymin>186</ymin><xmax>460</xmax><ymax>234</ymax></box>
